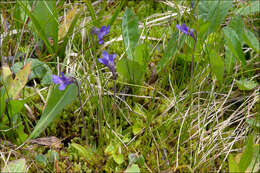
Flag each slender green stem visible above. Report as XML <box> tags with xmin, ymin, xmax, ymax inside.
<box><xmin>113</xmin><ymin>80</ymin><xmax>117</xmax><ymax>129</ymax></box>
<box><xmin>75</xmin><ymin>80</ymin><xmax>88</xmax><ymax>143</ymax></box>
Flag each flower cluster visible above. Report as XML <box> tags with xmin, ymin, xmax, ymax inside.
<box><xmin>52</xmin><ymin>72</ymin><xmax>74</xmax><ymax>90</ymax></box>
<box><xmin>176</xmin><ymin>23</ymin><xmax>196</xmax><ymax>40</ymax></box>
<box><xmin>92</xmin><ymin>25</ymin><xmax>117</xmax><ymax>78</ymax></box>
<box><xmin>98</xmin><ymin>51</ymin><xmax>116</xmax><ymax>77</ymax></box>
<box><xmin>92</xmin><ymin>25</ymin><xmax>110</xmax><ymax>44</ymax></box>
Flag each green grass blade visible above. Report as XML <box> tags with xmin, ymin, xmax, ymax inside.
<box><xmin>85</xmin><ymin>0</ymin><xmax>98</xmax><ymax>27</ymax></box>
<box><xmin>108</xmin><ymin>0</ymin><xmax>125</xmax><ymax>27</ymax></box>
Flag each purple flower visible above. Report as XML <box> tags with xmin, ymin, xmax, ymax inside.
<box><xmin>176</xmin><ymin>24</ymin><xmax>196</xmax><ymax>40</ymax></box>
<box><xmin>52</xmin><ymin>72</ymin><xmax>74</xmax><ymax>90</ymax></box>
<box><xmin>98</xmin><ymin>51</ymin><xmax>116</xmax><ymax>75</ymax></box>
<box><xmin>92</xmin><ymin>25</ymin><xmax>110</xmax><ymax>44</ymax></box>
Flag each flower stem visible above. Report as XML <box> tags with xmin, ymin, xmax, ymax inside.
<box><xmin>75</xmin><ymin>80</ymin><xmax>88</xmax><ymax>143</ymax></box>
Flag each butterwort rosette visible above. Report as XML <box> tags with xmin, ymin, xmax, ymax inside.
<box><xmin>92</xmin><ymin>25</ymin><xmax>110</xmax><ymax>44</ymax></box>
<box><xmin>98</xmin><ymin>51</ymin><xmax>117</xmax><ymax>78</ymax></box>
<box><xmin>176</xmin><ymin>24</ymin><xmax>196</xmax><ymax>40</ymax></box>
<box><xmin>52</xmin><ymin>72</ymin><xmax>74</xmax><ymax>90</ymax></box>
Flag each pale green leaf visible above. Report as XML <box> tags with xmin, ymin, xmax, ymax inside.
<box><xmin>235</xmin><ymin>79</ymin><xmax>258</xmax><ymax>91</ymax></box>
<box><xmin>209</xmin><ymin>50</ymin><xmax>224</xmax><ymax>83</ymax></box>
<box><xmin>132</xmin><ymin>124</ymin><xmax>142</xmax><ymax>135</ymax></box>
<box><xmin>124</xmin><ymin>164</ymin><xmax>140</xmax><ymax>173</ymax></box>
<box><xmin>57</xmin><ymin>11</ymin><xmax>80</xmax><ymax>57</ymax></box>
<box><xmin>224</xmin><ymin>46</ymin><xmax>236</xmax><ymax>74</ymax></box>
<box><xmin>7</xmin><ymin>62</ymin><xmax>31</xmax><ymax>99</ymax></box>
<box><xmin>122</xmin><ymin>7</ymin><xmax>139</xmax><ymax>60</ymax></box>
<box><xmin>105</xmin><ymin>142</ymin><xmax>116</xmax><ymax>155</ymax></box>
<box><xmin>239</xmin><ymin>135</ymin><xmax>254</xmax><ymax>172</ymax></box>
<box><xmin>223</xmin><ymin>27</ymin><xmax>245</xmax><ymax>64</ymax></box>
<box><xmin>113</xmin><ymin>153</ymin><xmax>124</xmax><ymax>165</ymax></box>
<box><xmin>12</xmin><ymin>58</ymin><xmax>52</xmax><ymax>85</ymax></box>
<box><xmin>198</xmin><ymin>0</ymin><xmax>232</xmax><ymax>34</ymax></box>
<box><xmin>243</xmin><ymin>29</ymin><xmax>260</xmax><ymax>53</ymax></box>
<box><xmin>246</xmin><ymin>118</ymin><xmax>260</xmax><ymax>128</ymax></box>
<box><xmin>70</xmin><ymin>143</ymin><xmax>96</xmax><ymax>162</ymax></box>
<box><xmin>116</xmin><ymin>58</ymin><xmax>145</xmax><ymax>84</ymax></box>
<box><xmin>1</xmin><ymin>158</ymin><xmax>27</xmax><ymax>173</ymax></box>
<box><xmin>7</xmin><ymin>99</ymin><xmax>26</xmax><ymax>117</ymax></box>
<box><xmin>1</xmin><ymin>64</ymin><xmax>13</xmax><ymax>85</ymax></box>
<box><xmin>229</xmin><ymin>16</ymin><xmax>244</xmax><ymax>42</ymax></box>
<box><xmin>228</xmin><ymin>155</ymin><xmax>240</xmax><ymax>172</ymax></box>
<box><xmin>128</xmin><ymin>153</ymin><xmax>138</xmax><ymax>164</ymax></box>
<box><xmin>235</xmin><ymin>1</ymin><xmax>260</xmax><ymax>16</ymax></box>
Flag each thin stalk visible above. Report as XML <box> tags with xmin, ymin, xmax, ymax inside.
<box><xmin>190</xmin><ymin>37</ymin><xmax>197</xmax><ymax>167</ymax></box>
<box><xmin>75</xmin><ymin>80</ymin><xmax>88</xmax><ymax>143</ymax></box>
<box><xmin>113</xmin><ymin>80</ymin><xmax>117</xmax><ymax>129</ymax></box>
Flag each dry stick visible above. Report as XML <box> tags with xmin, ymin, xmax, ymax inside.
<box><xmin>175</xmin><ymin>107</ymin><xmax>190</xmax><ymax>171</ymax></box>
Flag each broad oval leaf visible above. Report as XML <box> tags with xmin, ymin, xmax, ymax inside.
<box><xmin>235</xmin><ymin>79</ymin><xmax>258</xmax><ymax>91</ymax></box>
<box><xmin>113</xmin><ymin>153</ymin><xmax>124</xmax><ymax>165</ymax></box>
<box><xmin>124</xmin><ymin>164</ymin><xmax>140</xmax><ymax>173</ymax></box>
<box><xmin>122</xmin><ymin>7</ymin><xmax>139</xmax><ymax>60</ymax></box>
<box><xmin>12</xmin><ymin>58</ymin><xmax>52</xmax><ymax>85</ymax></box>
<box><xmin>235</xmin><ymin>1</ymin><xmax>260</xmax><ymax>16</ymax></box>
<box><xmin>229</xmin><ymin>16</ymin><xmax>244</xmax><ymax>42</ymax></box>
<box><xmin>223</xmin><ymin>27</ymin><xmax>246</xmax><ymax>64</ymax></box>
<box><xmin>8</xmin><ymin>62</ymin><xmax>31</xmax><ymax>99</ymax></box>
<box><xmin>29</xmin><ymin>83</ymin><xmax>77</xmax><ymax>139</ymax></box>
<box><xmin>198</xmin><ymin>0</ymin><xmax>232</xmax><ymax>34</ymax></box>
<box><xmin>243</xmin><ymin>29</ymin><xmax>260</xmax><ymax>53</ymax></box>
<box><xmin>116</xmin><ymin>58</ymin><xmax>145</xmax><ymax>84</ymax></box>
